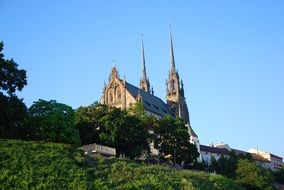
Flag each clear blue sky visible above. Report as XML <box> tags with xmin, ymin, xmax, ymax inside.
<box><xmin>1</xmin><ymin>1</ymin><xmax>284</xmax><ymax>158</ymax></box>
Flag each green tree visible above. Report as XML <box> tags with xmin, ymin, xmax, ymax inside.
<box><xmin>208</xmin><ymin>151</ymin><xmax>255</xmax><ymax>179</ymax></box>
<box><xmin>128</xmin><ymin>101</ymin><xmax>145</xmax><ymax>116</ymax></box>
<box><xmin>75</xmin><ymin>103</ymin><xmax>108</xmax><ymax>145</ymax></box>
<box><xmin>236</xmin><ymin>159</ymin><xmax>274</xmax><ymax>190</ymax></box>
<box><xmin>0</xmin><ymin>41</ymin><xmax>27</xmax><ymax>138</ymax></box>
<box><xmin>153</xmin><ymin>115</ymin><xmax>199</xmax><ymax>165</ymax></box>
<box><xmin>99</xmin><ymin>106</ymin><xmax>149</xmax><ymax>158</ymax></box>
<box><xmin>209</xmin><ymin>156</ymin><xmax>219</xmax><ymax>173</ymax></box>
<box><xmin>25</xmin><ymin>99</ymin><xmax>80</xmax><ymax>144</ymax></box>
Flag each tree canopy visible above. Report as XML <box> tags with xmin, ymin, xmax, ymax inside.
<box><xmin>236</xmin><ymin>159</ymin><xmax>274</xmax><ymax>190</ymax></box>
<box><xmin>153</xmin><ymin>115</ymin><xmax>199</xmax><ymax>165</ymax></box>
<box><xmin>0</xmin><ymin>42</ymin><xmax>27</xmax><ymax>96</ymax></box>
<box><xmin>75</xmin><ymin>103</ymin><xmax>150</xmax><ymax>159</ymax></box>
<box><xmin>0</xmin><ymin>41</ymin><xmax>27</xmax><ymax>138</ymax></box>
<box><xmin>25</xmin><ymin>99</ymin><xmax>80</xmax><ymax>145</ymax></box>
<box><xmin>75</xmin><ymin>103</ymin><xmax>107</xmax><ymax>145</ymax></box>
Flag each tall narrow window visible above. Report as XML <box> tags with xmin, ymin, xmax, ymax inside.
<box><xmin>171</xmin><ymin>80</ymin><xmax>175</xmax><ymax>90</ymax></box>
<box><xmin>109</xmin><ymin>91</ymin><xmax>113</xmax><ymax>103</ymax></box>
<box><xmin>117</xmin><ymin>89</ymin><xmax>121</xmax><ymax>100</ymax></box>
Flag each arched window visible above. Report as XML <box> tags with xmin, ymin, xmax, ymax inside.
<box><xmin>171</xmin><ymin>80</ymin><xmax>175</xmax><ymax>90</ymax></box>
<box><xmin>109</xmin><ymin>91</ymin><xmax>113</xmax><ymax>103</ymax></box>
<box><xmin>117</xmin><ymin>89</ymin><xmax>121</xmax><ymax>100</ymax></box>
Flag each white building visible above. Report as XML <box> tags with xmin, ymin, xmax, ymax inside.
<box><xmin>248</xmin><ymin>148</ymin><xmax>283</xmax><ymax>171</ymax></box>
<box><xmin>199</xmin><ymin>144</ymin><xmax>230</xmax><ymax>164</ymax></box>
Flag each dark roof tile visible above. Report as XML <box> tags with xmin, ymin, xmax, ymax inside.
<box><xmin>200</xmin><ymin>145</ymin><xmax>230</xmax><ymax>155</ymax></box>
<box><xmin>125</xmin><ymin>82</ymin><xmax>172</xmax><ymax>117</ymax></box>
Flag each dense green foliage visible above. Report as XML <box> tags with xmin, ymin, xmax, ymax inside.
<box><xmin>0</xmin><ymin>139</ymin><xmax>245</xmax><ymax>190</ymax></box>
<box><xmin>76</xmin><ymin>103</ymin><xmax>199</xmax><ymax>163</ymax></box>
<box><xmin>153</xmin><ymin>115</ymin><xmax>199</xmax><ymax>165</ymax></box>
<box><xmin>208</xmin><ymin>151</ymin><xmax>253</xmax><ymax>178</ymax></box>
<box><xmin>235</xmin><ymin>159</ymin><xmax>275</xmax><ymax>190</ymax></box>
<box><xmin>0</xmin><ymin>42</ymin><xmax>27</xmax><ymax>95</ymax></box>
<box><xmin>75</xmin><ymin>103</ymin><xmax>106</xmax><ymax>145</ymax></box>
<box><xmin>76</xmin><ymin>103</ymin><xmax>150</xmax><ymax>158</ymax></box>
<box><xmin>0</xmin><ymin>41</ymin><xmax>27</xmax><ymax>138</ymax></box>
<box><xmin>92</xmin><ymin>157</ymin><xmax>244</xmax><ymax>190</ymax></box>
<box><xmin>206</xmin><ymin>152</ymin><xmax>276</xmax><ymax>190</ymax></box>
<box><xmin>0</xmin><ymin>139</ymin><xmax>93</xmax><ymax>189</ymax></box>
<box><xmin>25</xmin><ymin>99</ymin><xmax>80</xmax><ymax>144</ymax></box>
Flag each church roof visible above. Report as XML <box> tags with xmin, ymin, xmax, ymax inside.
<box><xmin>200</xmin><ymin>145</ymin><xmax>230</xmax><ymax>155</ymax></box>
<box><xmin>125</xmin><ymin>82</ymin><xmax>172</xmax><ymax>117</ymax></box>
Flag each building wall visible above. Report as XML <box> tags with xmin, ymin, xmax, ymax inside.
<box><xmin>248</xmin><ymin>148</ymin><xmax>283</xmax><ymax>171</ymax></box>
<box><xmin>200</xmin><ymin>151</ymin><xmax>224</xmax><ymax>164</ymax></box>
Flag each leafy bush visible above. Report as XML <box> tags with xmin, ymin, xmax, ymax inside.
<box><xmin>91</xmin><ymin>157</ymin><xmax>244</xmax><ymax>190</ymax></box>
<box><xmin>0</xmin><ymin>139</ymin><xmax>92</xmax><ymax>189</ymax></box>
<box><xmin>235</xmin><ymin>159</ymin><xmax>275</xmax><ymax>190</ymax></box>
<box><xmin>25</xmin><ymin>99</ymin><xmax>80</xmax><ymax>145</ymax></box>
<box><xmin>0</xmin><ymin>139</ymin><xmax>245</xmax><ymax>190</ymax></box>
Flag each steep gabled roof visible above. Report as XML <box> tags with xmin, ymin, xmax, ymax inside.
<box><xmin>125</xmin><ymin>82</ymin><xmax>172</xmax><ymax>117</ymax></box>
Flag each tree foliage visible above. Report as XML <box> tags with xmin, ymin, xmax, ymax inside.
<box><xmin>75</xmin><ymin>103</ymin><xmax>150</xmax><ymax>159</ymax></box>
<box><xmin>25</xmin><ymin>99</ymin><xmax>80</xmax><ymax>144</ymax></box>
<box><xmin>1</xmin><ymin>139</ymin><xmax>245</xmax><ymax>190</ymax></box>
<box><xmin>0</xmin><ymin>41</ymin><xmax>27</xmax><ymax>138</ymax></box>
<box><xmin>153</xmin><ymin>115</ymin><xmax>199</xmax><ymax>165</ymax></box>
<box><xmin>99</xmin><ymin>106</ymin><xmax>149</xmax><ymax>159</ymax></box>
<box><xmin>0</xmin><ymin>139</ymin><xmax>93</xmax><ymax>189</ymax></box>
<box><xmin>0</xmin><ymin>42</ymin><xmax>27</xmax><ymax>95</ymax></box>
<box><xmin>75</xmin><ymin>103</ymin><xmax>108</xmax><ymax>145</ymax></box>
<box><xmin>236</xmin><ymin>159</ymin><xmax>274</xmax><ymax>190</ymax></box>
<box><xmin>208</xmin><ymin>151</ymin><xmax>254</xmax><ymax>178</ymax></box>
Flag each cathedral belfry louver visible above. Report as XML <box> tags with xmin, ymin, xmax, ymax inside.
<box><xmin>100</xmin><ymin>29</ymin><xmax>190</xmax><ymax>126</ymax></box>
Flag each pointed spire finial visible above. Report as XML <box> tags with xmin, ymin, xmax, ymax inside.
<box><xmin>139</xmin><ymin>34</ymin><xmax>150</xmax><ymax>92</ymax></box>
<box><xmin>169</xmin><ymin>24</ymin><xmax>176</xmax><ymax>72</ymax></box>
<box><xmin>110</xmin><ymin>60</ymin><xmax>119</xmax><ymax>80</ymax></box>
<box><xmin>141</xmin><ymin>35</ymin><xmax>147</xmax><ymax>81</ymax></box>
<box><xmin>123</xmin><ymin>74</ymin><xmax>126</xmax><ymax>83</ymax></box>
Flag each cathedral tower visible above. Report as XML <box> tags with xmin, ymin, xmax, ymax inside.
<box><xmin>166</xmin><ymin>27</ymin><xmax>190</xmax><ymax>124</ymax></box>
<box><xmin>139</xmin><ymin>34</ymin><xmax>151</xmax><ymax>93</ymax></box>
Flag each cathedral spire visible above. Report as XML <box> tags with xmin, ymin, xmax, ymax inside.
<box><xmin>166</xmin><ymin>26</ymin><xmax>190</xmax><ymax>124</ymax></box>
<box><xmin>169</xmin><ymin>25</ymin><xmax>176</xmax><ymax>72</ymax></box>
<box><xmin>141</xmin><ymin>34</ymin><xmax>147</xmax><ymax>81</ymax></box>
<box><xmin>139</xmin><ymin>34</ymin><xmax>150</xmax><ymax>92</ymax></box>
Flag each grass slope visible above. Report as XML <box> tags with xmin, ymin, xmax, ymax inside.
<box><xmin>0</xmin><ymin>139</ymin><xmax>244</xmax><ymax>190</ymax></box>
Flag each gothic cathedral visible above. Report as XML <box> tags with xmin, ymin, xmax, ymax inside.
<box><xmin>100</xmin><ymin>29</ymin><xmax>190</xmax><ymax>125</ymax></box>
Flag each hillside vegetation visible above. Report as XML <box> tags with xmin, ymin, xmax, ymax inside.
<box><xmin>0</xmin><ymin>139</ymin><xmax>244</xmax><ymax>190</ymax></box>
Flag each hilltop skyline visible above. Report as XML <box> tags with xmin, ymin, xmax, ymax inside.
<box><xmin>1</xmin><ymin>1</ymin><xmax>283</xmax><ymax>158</ymax></box>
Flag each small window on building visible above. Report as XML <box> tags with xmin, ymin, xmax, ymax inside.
<box><xmin>117</xmin><ymin>90</ymin><xmax>121</xmax><ymax>100</ymax></box>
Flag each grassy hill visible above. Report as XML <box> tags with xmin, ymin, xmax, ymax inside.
<box><xmin>0</xmin><ymin>139</ymin><xmax>245</xmax><ymax>190</ymax></box>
